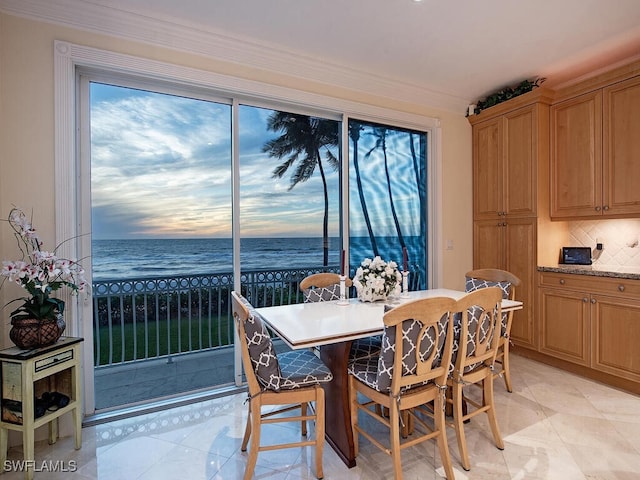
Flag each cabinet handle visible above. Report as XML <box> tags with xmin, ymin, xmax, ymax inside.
<box><xmin>595</xmin><ymin>206</ymin><xmax>601</xmax><ymax>212</ymax></box>
<box><xmin>603</xmin><ymin>205</ymin><xmax>609</xmax><ymax>211</ymax></box>
<box><xmin>591</xmin><ymin>298</ymin><xmax>596</xmax><ymax>304</ymax></box>
<box><xmin>619</xmin><ymin>285</ymin><xmax>625</xmax><ymax>292</ymax></box>
<box><xmin>559</xmin><ymin>279</ymin><xmax>565</xmax><ymax>285</ymax></box>
<box><xmin>583</xmin><ymin>297</ymin><xmax>588</xmax><ymax>303</ymax></box>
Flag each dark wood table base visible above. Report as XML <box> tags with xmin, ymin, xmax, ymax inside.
<box><xmin>320</xmin><ymin>340</ymin><xmax>356</xmax><ymax>468</ymax></box>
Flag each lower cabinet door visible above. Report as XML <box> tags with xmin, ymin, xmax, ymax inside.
<box><xmin>539</xmin><ymin>287</ymin><xmax>591</xmax><ymax>366</ymax></box>
<box><xmin>592</xmin><ymin>294</ymin><xmax>640</xmax><ymax>382</ymax></box>
<box><xmin>504</xmin><ymin>219</ymin><xmax>536</xmax><ymax>348</ymax></box>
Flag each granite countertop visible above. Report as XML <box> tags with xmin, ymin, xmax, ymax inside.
<box><xmin>538</xmin><ymin>265</ymin><xmax>640</xmax><ymax>281</ymax></box>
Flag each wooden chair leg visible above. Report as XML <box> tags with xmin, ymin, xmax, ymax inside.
<box><xmin>452</xmin><ymin>382</ymin><xmax>470</xmax><ymax>471</ymax></box>
<box><xmin>244</xmin><ymin>398</ymin><xmax>261</xmax><ymax>480</ymax></box>
<box><xmin>484</xmin><ymin>377</ymin><xmax>504</xmax><ymax>450</ymax></box>
<box><xmin>401</xmin><ymin>411</ymin><xmax>413</xmax><ymax>438</ymax></box>
<box><xmin>389</xmin><ymin>402</ymin><xmax>403</xmax><ymax>480</ymax></box>
<box><xmin>301</xmin><ymin>402</ymin><xmax>308</xmax><ymax>437</ymax></box>
<box><xmin>315</xmin><ymin>387</ymin><xmax>325</xmax><ymax>479</ymax></box>
<box><xmin>241</xmin><ymin>402</ymin><xmax>252</xmax><ymax>452</ymax></box>
<box><xmin>434</xmin><ymin>391</ymin><xmax>455</xmax><ymax>480</ymax></box>
<box><xmin>502</xmin><ymin>343</ymin><xmax>513</xmax><ymax>393</ymax></box>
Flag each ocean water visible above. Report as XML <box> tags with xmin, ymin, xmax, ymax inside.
<box><xmin>91</xmin><ymin>236</ymin><xmax>420</xmax><ymax>281</ymax></box>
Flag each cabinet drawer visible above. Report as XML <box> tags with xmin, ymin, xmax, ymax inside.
<box><xmin>33</xmin><ymin>348</ymin><xmax>75</xmax><ymax>374</ymax></box>
<box><xmin>539</xmin><ymin>272</ymin><xmax>640</xmax><ymax>298</ymax></box>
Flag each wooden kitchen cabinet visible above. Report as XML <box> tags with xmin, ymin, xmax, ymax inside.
<box><xmin>472</xmin><ymin>104</ymin><xmax>540</xmax><ymax>220</ymax></box>
<box><xmin>602</xmin><ymin>75</ymin><xmax>640</xmax><ymax>217</ymax></box>
<box><xmin>470</xmin><ymin>90</ymin><xmax>553</xmax><ymax>351</ymax></box>
<box><xmin>538</xmin><ymin>272</ymin><xmax>640</xmax><ymax>384</ymax></box>
<box><xmin>474</xmin><ymin>217</ymin><xmax>536</xmax><ymax>348</ymax></box>
<box><xmin>551</xmin><ymin>74</ymin><xmax>640</xmax><ymax>219</ymax></box>
<box><xmin>550</xmin><ymin>91</ymin><xmax>602</xmax><ymax>218</ymax></box>
<box><xmin>472</xmin><ymin>116</ymin><xmax>502</xmax><ymax>219</ymax></box>
<box><xmin>539</xmin><ymin>287</ymin><xmax>591</xmax><ymax>366</ymax></box>
<box><xmin>592</xmin><ymin>294</ymin><xmax>640</xmax><ymax>383</ymax></box>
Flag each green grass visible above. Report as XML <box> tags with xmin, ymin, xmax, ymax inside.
<box><xmin>93</xmin><ymin>314</ymin><xmax>233</xmax><ymax>366</ymax></box>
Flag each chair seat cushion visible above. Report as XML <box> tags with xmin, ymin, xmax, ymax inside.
<box><xmin>348</xmin><ymin>355</ymin><xmax>380</xmax><ymax>389</ymax></box>
<box><xmin>277</xmin><ymin>350</ymin><xmax>333</xmax><ymax>390</ymax></box>
<box><xmin>349</xmin><ymin>335</ymin><xmax>382</xmax><ymax>361</ymax></box>
<box><xmin>348</xmin><ymin>354</ymin><xmax>432</xmax><ymax>393</ymax></box>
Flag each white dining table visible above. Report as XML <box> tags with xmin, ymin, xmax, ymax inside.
<box><xmin>256</xmin><ymin>288</ymin><xmax>522</xmax><ymax>350</ymax></box>
<box><xmin>255</xmin><ymin>288</ymin><xmax>523</xmax><ymax>468</ymax></box>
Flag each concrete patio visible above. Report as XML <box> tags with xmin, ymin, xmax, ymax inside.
<box><xmin>92</xmin><ymin>340</ymin><xmax>290</xmax><ymax>415</ymax></box>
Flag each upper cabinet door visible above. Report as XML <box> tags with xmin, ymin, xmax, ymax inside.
<box><xmin>472</xmin><ymin>104</ymin><xmax>538</xmax><ymax>220</ymax></box>
<box><xmin>550</xmin><ymin>91</ymin><xmax>602</xmax><ymax>218</ymax></box>
<box><xmin>473</xmin><ymin>117</ymin><xmax>503</xmax><ymax>219</ymax></box>
<box><xmin>504</xmin><ymin>106</ymin><xmax>537</xmax><ymax>217</ymax></box>
<box><xmin>603</xmin><ymin>76</ymin><xmax>640</xmax><ymax>217</ymax></box>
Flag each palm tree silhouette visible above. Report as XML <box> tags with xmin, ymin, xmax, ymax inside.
<box><xmin>349</xmin><ymin>122</ymin><xmax>379</xmax><ymax>257</ymax></box>
<box><xmin>364</xmin><ymin>126</ymin><xmax>406</xmax><ymax>249</ymax></box>
<box><xmin>263</xmin><ymin>112</ymin><xmax>339</xmax><ymax>266</ymax></box>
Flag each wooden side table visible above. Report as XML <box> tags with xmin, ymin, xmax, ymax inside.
<box><xmin>0</xmin><ymin>337</ymin><xmax>83</xmax><ymax>479</ymax></box>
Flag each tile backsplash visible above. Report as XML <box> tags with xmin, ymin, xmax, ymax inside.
<box><xmin>568</xmin><ymin>219</ymin><xmax>640</xmax><ymax>268</ymax></box>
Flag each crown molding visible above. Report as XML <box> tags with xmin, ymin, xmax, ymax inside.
<box><xmin>0</xmin><ymin>0</ymin><xmax>468</xmax><ymax>114</ymax></box>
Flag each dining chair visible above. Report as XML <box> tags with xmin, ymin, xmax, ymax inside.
<box><xmin>231</xmin><ymin>291</ymin><xmax>333</xmax><ymax>480</ymax></box>
<box><xmin>446</xmin><ymin>287</ymin><xmax>504</xmax><ymax>471</ymax></box>
<box><xmin>465</xmin><ymin>268</ymin><xmax>521</xmax><ymax>392</ymax></box>
<box><xmin>348</xmin><ymin>296</ymin><xmax>458</xmax><ymax>480</ymax></box>
<box><xmin>300</xmin><ymin>272</ymin><xmax>381</xmax><ymax>361</ymax></box>
<box><xmin>300</xmin><ymin>272</ymin><xmax>352</xmax><ymax>301</ymax></box>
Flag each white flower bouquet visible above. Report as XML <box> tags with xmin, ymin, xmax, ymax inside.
<box><xmin>353</xmin><ymin>256</ymin><xmax>402</xmax><ymax>302</ymax></box>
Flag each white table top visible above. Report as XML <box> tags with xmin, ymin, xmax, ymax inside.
<box><xmin>255</xmin><ymin>288</ymin><xmax>523</xmax><ymax>350</ymax></box>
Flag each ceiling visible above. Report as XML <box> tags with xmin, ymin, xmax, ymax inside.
<box><xmin>4</xmin><ymin>0</ymin><xmax>640</xmax><ymax>111</ymax></box>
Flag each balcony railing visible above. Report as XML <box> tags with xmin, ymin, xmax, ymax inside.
<box><xmin>92</xmin><ymin>266</ymin><xmax>339</xmax><ymax>367</ymax></box>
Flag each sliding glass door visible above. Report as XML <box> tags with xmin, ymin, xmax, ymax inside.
<box><xmin>89</xmin><ymin>81</ymin><xmax>234</xmax><ymax>409</ymax></box>
<box><xmin>80</xmin><ymin>72</ymin><xmax>429</xmax><ymax>413</ymax></box>
<box><xmin>348</xmin><ymin>119</ymin><xmax>428</xmax><ymax>288</ymax></box>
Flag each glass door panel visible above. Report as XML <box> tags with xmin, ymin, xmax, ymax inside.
<box><xmin>348</xmin><ymin>120</ymin><xmax>428</xmax><ymax>289</ymax></box>
<box><xmin>238</xmin><ymin>106</ymin><xmax>342</xmax><ymax>305</ymax></box>
<box><xmin>90</xmin><ymin>81</ymin><xmax>233</xmax><ymax>409</ymax></box>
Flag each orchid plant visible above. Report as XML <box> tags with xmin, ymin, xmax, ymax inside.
<box><xmin>353</xmin><ymin>256</ymin><xmax>401</xmax><ymax>302</ymax></box>
<box><xmin>1</xmin><ymin>207</ymin><xmax>88</xmax><ymax>322</ymax></box>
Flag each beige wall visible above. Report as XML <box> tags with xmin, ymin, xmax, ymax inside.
<box><xmin>0</xmin><ymin>13</ymin><xmax>473</xmax><ymax>346</ymax></box>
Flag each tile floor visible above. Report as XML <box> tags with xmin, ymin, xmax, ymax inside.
<box><xmin>4</xmin><ymin>354</ymin><xmax>640</xmax><ymax>479</ymax></box>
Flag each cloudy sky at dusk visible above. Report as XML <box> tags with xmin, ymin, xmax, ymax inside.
<box><xmin>89</xmin><ymin>82</ymin><xmax>426</xmax><ymax>245</ymax></box>
<box><xmin>90</xmin><ymin>83</ymin><xmax>340</xmax><ymax>240</ymax></box>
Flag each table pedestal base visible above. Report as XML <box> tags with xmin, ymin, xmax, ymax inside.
<box><xmin>320</xmin><ymin>341</ymin><xmax>356</xmax><ymax>468</ymax></box>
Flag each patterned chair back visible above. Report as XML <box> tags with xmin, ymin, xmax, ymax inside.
<box><xmin>300</xmin><ymin>272</ymin><xmax>352</xmax><ymax>303</ymax></box>
<box><xmin>451</xmin><ymin>287</ymin><xmax>503</xmax><ymax>380</ymax></box>
<box><xmin>231</xmin><ymin>292</ymin><xmax>283</xmax><ymax>391</ymax></box>
<box><xmin>465</xmin><ymin>268</ymin><xmax>521</xmax><ymax>337</ymax></box>
<box><xmin>374</xmin><ymin>297</ymin><xmax>457</xmax><ymax>394</ymax></box>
